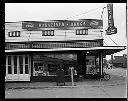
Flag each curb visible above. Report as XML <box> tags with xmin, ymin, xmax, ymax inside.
<box><xmin>5</xmin><ymin>85</ymin><xmax>79</xmax><ymax>90</ymax></box>
<box><xmin>5</xmin><ymin>83</ymin><xmax>126</xmax><ymax>90</ymax></box>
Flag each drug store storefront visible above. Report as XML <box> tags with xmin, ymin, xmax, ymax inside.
<box><xmin>5</xmin><ymin>44</ymin><xmax>125</xmax><ymax>82</ymax></box>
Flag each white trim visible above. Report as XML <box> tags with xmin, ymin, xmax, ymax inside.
<box><xmin>23</xmin><ymin>55</ymin><xmax>25</xmax><ymax>74</ymax></box>
<box><xmin>100</xmin><ymin>54</ymin><xmax>103</xmax><ymax>75</ymax></box>
<box><xmin>6</xmin><ymin>56</ymin><xmax>8</xmax><ymax>78</ymax></box>
<box><xmin>5</xmin><ymin>46</ymin><xmax>125</xmax><ymax>52</ymax></box>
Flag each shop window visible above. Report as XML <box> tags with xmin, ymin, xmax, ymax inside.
<box><xmin>33</xmin><ymin>62</ymin><xmax>49</xmax><ymax>76</ymax></box>
<box><xmin>8</xmin><ymin>56</ymin><xmax>12</xmax><ymax>74</ymax></box>
<box><xmin>14</xmin><ymin>56</ymin><xmax>17</xmax><ymax>74</ymax></box>
<box><xmin>8</xmin><ymin>56</ymin><xmax>11</xmax><ymax>65</ymax></box>
<box><xmin>19</xmin><ymin>56</ymin><xmax>23</xmax><ymax>74</ymax></box>
<box><xmin>8</xmin><ymin>31</ymin><xmax>20</xmax><ymax>37</ymax></box>
<box><xmin>25</xmin><ymin>65</ymin><xmax>29</xmax><ymax>74</ymax></box>
<box><xmin>42</xmin><ymin>30</ymin><xmax>54</xmax><ymax>36</ymax></box>
<box><xmin>48</xmin><ymin>64</ymin><xmax>58</xmax><ymax>75</ymax></box>
<box><xmin>25</xmin><ymin>56</ymin><xmax>29</xmax><ymax>74</ymax></box>
<box><xmin>76</xmin><ymin>29</ymin><xmax>88</xmax><ymax>35</ymax></box>
<box><xmin>8</xmin><ymin>66</ymin><xmax>12</xmax><ymax>74</ymax></box>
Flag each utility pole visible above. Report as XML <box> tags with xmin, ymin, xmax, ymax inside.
<box><xmin>111</xmin><ymin>54</ymin><xmax>113</xmax><ymax>64</ymax></box>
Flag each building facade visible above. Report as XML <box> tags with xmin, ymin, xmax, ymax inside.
<box><xmin>5</xmin><ymin>20</ymin><xmax>125</xmax><ymax>82</ymax></box>
<box><xmin>112</xmin><ymin>54</ymin><xmax>127</xmax><ymax>68</ymax></box>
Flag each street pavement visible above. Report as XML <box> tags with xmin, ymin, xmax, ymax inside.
<box><xmin>5</xmin><ymin>68</ymin><xmax>127</xmax><ymax>98</ymax></box>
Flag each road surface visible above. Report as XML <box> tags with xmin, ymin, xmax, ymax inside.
<box><xmin>5</xmin><ymin>68</ymin><xmax>127</xmax><ymax>98</ymax></box>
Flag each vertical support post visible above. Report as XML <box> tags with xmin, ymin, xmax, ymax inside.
<box><xmin>71</xmin><ymin>67</ymin><xmax>74</xmax><ymax>86</ymax></box>
<box><xmin>82</xmin><ymin>51</ymin><xmax>86</xmax><ymax>78</ymax></box>
<box><xmin>30</xmin><ymin>53</ymin><xmax>33</xmax><ymax>82</ymax></box>
<box><xmin>77</xmin><ymin>51</ymin><xmax>86</xmax><ymax>78</ymax></box>
<box><xmin>99</xmin><ymin>53</ymin><xmax>103</xmax><ymax>75</ymax></box>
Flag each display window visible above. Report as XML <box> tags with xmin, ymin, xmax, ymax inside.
<box><xmin>33</xmin><ymin>53</ymin><xmax>77</xmax><ymax>76</ymax></box>
<box><xmin>86</xmin><ymin>56</ymin><xmax>98</xmax><ymax>74</ymax></box>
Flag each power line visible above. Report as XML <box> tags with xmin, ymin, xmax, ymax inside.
<box><xmin>66</xmin><ymin>4</ymin><xmax>106</xmax><ymax>20</ymax></box>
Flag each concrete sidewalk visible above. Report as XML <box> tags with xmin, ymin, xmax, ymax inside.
<box><xmin>5</xmin><ymin>73</ymin><xmax>126</xmax><ymax>90</ymax></box>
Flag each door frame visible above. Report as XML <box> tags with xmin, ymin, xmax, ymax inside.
<box><xmin>5</xmin><ymin>55</ymin><xmax>30</xmax><ymax>81</ymax></box>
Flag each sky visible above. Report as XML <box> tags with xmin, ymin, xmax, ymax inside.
<box><xmin>5</xmin><ymin>3</ymin><xmax>127</xmax><ymax>60</ymax></box>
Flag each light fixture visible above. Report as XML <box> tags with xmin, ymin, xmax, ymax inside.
<box><xmin>86</xmin><ymin>51</ymin><xmax>89</xmax><ymax>54</ymax></box>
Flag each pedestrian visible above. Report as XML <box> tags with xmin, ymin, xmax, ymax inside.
<box><xmin>56</xmin><ymin>65</ymin><xmax>65</xmax><ymax>86</ymax></box>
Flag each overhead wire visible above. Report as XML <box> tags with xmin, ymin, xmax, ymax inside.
<box><xmin>66</xmin><ymin>4</ymin><xmax>106</xmax><ymax>20</ymax></box>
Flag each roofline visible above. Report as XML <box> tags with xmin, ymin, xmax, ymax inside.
<box><xmin>5</xmin><ymin>19</ymin><xmax>103</xmax><ymax>23</ymax></box>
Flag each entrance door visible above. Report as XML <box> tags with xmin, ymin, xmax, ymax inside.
<box><xmin>86</xmin><ymin>56</ymin><xmax>97</xmax><ymax>74</ymax></box>
<box><xmin>18</xmin><ymin>55</ymin><xmax>30</xmax><ymax>81</ymax></box>
<box><xmin>5</xmin><ymin>55</ymin><xmax>30</xmax><ymax>81</ymax></box>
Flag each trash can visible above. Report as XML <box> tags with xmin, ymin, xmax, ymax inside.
<box><xmin>56</xmin><ymin>68</ymin><xmax>65</xmax><ymax>86</ymax></box>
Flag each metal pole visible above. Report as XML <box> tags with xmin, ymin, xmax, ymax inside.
<box><xmin>71</xmin><ymin>67</ymin><xmax>74</xmax><ymax>86</ymax></box>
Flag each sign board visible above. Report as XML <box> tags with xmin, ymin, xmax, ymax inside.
<box><xmin>106</xmin><ymin>26</ymin><xmax>117</xmax><ymax>35</ymax></box>
<box><xmin>22</xmin><ymin>20</ymin><xmax>103</xmax><ymax>31</ymax></box>
<box><xmin>106</xmin><ymin>3</ymin><xmax>117</xmax><ymax>35</ymax></box>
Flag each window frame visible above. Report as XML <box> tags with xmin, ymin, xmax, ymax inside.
<box><xmin>76</xmin><ymin>29</ymin><xmax>88</xmax><ymax>35</ymax></box>
<box><xmin>8</xmin><ymin>31</ymin><xmax>21</xmax><ymax>37</ymax></box>
<box><xmin>42</xmin><ymin>30</ymin><xmax>54</xmax><ymax>36</ymax></box>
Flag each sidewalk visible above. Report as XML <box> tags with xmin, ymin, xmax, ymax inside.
<box><xmin>5</xmin><ymin>73</ymin><xmax>126</xmax><ymax>90</ymax></box>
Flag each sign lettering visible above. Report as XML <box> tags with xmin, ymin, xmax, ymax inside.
<box><xmin>22</xmin><ymin>20</ymin><xmax>103</xmax><ymax>30</ymax></box>
<box><xmin>106</xmin><ymin>3</ymin><xmax>117</xmax><ymax>34</ymax></box>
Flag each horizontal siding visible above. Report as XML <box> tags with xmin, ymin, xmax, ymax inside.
<box><xmin>5</xmin><ymin>36</ymin><xmax>103</xmax><ymax>42</ymax></box>
<box><xmin>5</xmin><ymin>23</ymin><xmax>22</xmax><ymax>32</ymax></box>
<box><xmin>5</xmin><ymin>25</ymin><xmax>103</xmax><ymax>42</ymax></box>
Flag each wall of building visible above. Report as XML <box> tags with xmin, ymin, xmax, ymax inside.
<box><xmin>5</xmin><ymin>22</ymin><xmax>103</xmax><ymax>42</ymax></box>
<box><xmin>113</xmin><ymin>54</ymin><xmax>127</xmax><ymax>68</ymax></box>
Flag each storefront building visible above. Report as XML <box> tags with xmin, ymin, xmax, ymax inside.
<box><xmin>5</xmin><ymin>20</ymin><xmax>125</xmax><ymax>82</ymax></box>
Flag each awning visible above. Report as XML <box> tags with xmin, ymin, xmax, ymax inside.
<box><xmin>5</xmin><ymin>46</ymin><xmax>126</xmax><ymax>55</ymax></box>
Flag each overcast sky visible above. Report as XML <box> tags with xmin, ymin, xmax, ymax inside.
<box><xmin>5</xmin><ymin>3</ymin><xmax>127</xmax><ymax>60</ymax></box>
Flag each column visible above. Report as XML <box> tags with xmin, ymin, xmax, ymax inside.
<box><xmin>77</xmin><ymin>51</ymin><xmax>86</xmax><ymax>78</ymax></box>
<box><xmin>99</xmin><ymin>53</ymin><xmax>103</xmax><ymax>75</ymax></box>
<box><xmin>30</xmin><ymin>53</ymin><xmax>33</xmax><ymax>82</ymax></box>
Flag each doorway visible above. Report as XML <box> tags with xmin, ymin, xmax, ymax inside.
<box><xmin>5</xmin><ymin>55</ymin><xmax>30</xmax><ymax>81</ymax></box>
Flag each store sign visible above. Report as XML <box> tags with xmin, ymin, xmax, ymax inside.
<box><xmin>22</xmin><ymin>20</ymin><xmax>103</xmax><ymax>30</ymax></box>
<box><xmin>106</xmin><ymin>3</ymin><xmax>117</xmax><ymax>35</ymax></box>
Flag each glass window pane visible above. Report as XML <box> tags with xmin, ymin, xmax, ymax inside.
<box><xmin>51</xmin><ymin>31</ymin><xmax>53</xmax><ymax>35</ymax></box>
<box><xmin>19</xmin><ymin>65</ymin><xmax>23</xmax><ymax>74</ymax></box>
<box><xmin>86</xmin><ymin>30</ymin><xmax>88</xmax><ymax>34</ymax></box>
<box><xmin>19</xmin><ymin>56</ymin><xmax>23</xmax><ymax>64</ymax></box>
<box><xmin>83</xmin><ymin>30</ymin><xmax>85</xmax><ymax>34</ymax></box>
<box><xmin>47</xmin><ymin>31</ymin><xmax>49</xmax><ymax>35</ymax></box>
<box><xmin>14</xmin><ymin>56</ymin><xmax>17</xmax><ymax>74</ymax></box>
<box><xmin>8</xmin><ymin>66</ymin><xmax>12</xmax><ymax>74</ymax></box>
<box><xmin>25</xmin><ymin>56</ymin><xmax>28</xmax><ymax>64</ymax></box>
<box><xmin>14</xmin><ymin>66</ymin><xmax>17</xmax><ymax>74</ymax></box>
<box><xmin>14</xmin><ymin>56</ymin><xmax>17</xmax><ymax>66</ymax></box>
<box><xmin>19</xmin><ymin>56</ymin><xmax>23</xmax><ymax>74</ymax></box>
<box><xmin>45</xmin><ymin>31</ymin><xmax>47</xmax><ymax>35</ymax></box>
<box><xmin>8</xmin><ymin>56</ymin><xmax>11</xmax><ymax>65</ymax></box>
<box><xmin>80</xmin><ymin>30</ymin><xmax>83</xmax><ymax>34</ymax></box>
<box><xmin>42</xmin><ymin>31</ymin><xmax>44</xmax><ymax>35</ymax></box>
<box><xmin>76</xmin><ymin>30</ymin><xmax>78</xmax><ymax>35</ymax></box>
<box><xmin>25</xmin><ymin>65</ymin><xmax>29</xmax><ymax>74</ymax></box>
<box><xmin>17</xmin><ymin>31</ymin><xmax>20</xmax><ymax>36</ymax></box>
